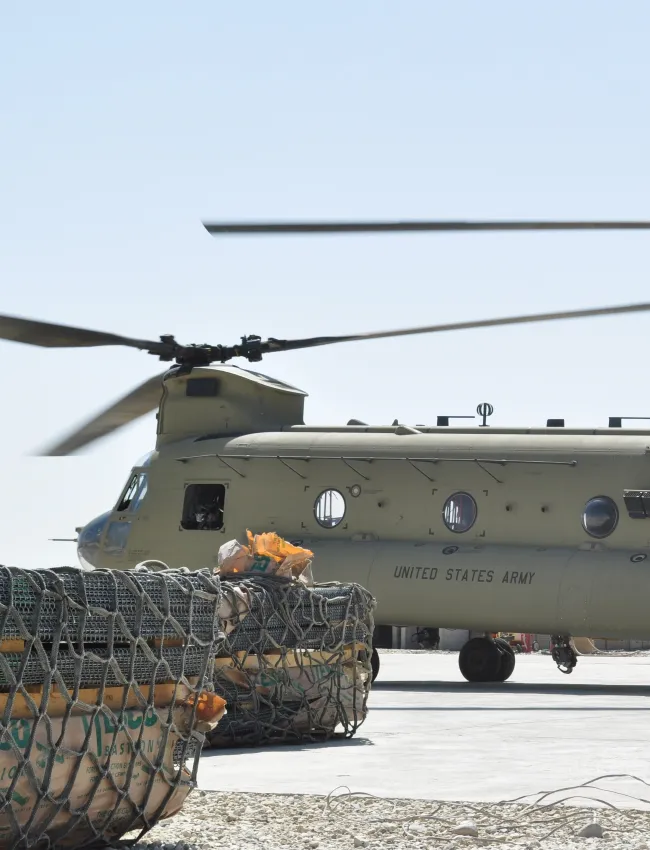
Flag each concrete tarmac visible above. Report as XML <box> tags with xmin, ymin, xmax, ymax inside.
<box><xmin>198</xmin><ymin>650</ymin><xmax>650</xmax><ymax>804</ymax></box>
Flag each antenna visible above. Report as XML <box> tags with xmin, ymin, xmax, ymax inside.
<box><xmin>477</xmin><ymin>403</ymin><xmax>494</xmax><ymax>427</ymax></box>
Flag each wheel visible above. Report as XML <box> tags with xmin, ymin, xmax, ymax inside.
<box><xmin>493</xmin><ymin>637</ymin><xmax>516</xmax><ymax>682</ymax></box>
<box><xmin>458</xmin><ymin>637</ymin><xmax>502</xmax><ymax>682</ymax></box>
<box><xmin>371</xmin><ymin>647</ymin><xmax>380</xmax><ymax>682</ymax></box>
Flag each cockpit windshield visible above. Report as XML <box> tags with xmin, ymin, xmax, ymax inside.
<box><xmin>115</xmin><ymin>471</ymin><xmax>148</xmax><ymax>512</ymax></box>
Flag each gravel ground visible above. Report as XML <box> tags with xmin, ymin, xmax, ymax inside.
<box><xmin>122</xmin><ymin>780</ymin><xmax>650</xmax><ymax>850</ymax></box>
<box><xmin>120</xmin><ymin>647</ymin><xmax>650</xmax><ymax>849</ymax></box>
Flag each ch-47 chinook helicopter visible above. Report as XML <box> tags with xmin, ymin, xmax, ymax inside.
<box><xmin>5</xmin><ymin>217</ymin><xmax>650</xmax><ymax>686</ymax></box>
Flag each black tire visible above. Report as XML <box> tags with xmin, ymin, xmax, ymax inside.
<box><xmin>458</xmin><ymin>637</ymin><xmax>502</xmax><ymax>683</ymax></box>
<box><xmin>493</xmin><ymin>637</ymin><xmax>516</xmax><ymax>682</ymax></box>
<box><xmin>371</xmin><ymin>647</ymin><xmax>380</xmax><ymax>682</ymax></box>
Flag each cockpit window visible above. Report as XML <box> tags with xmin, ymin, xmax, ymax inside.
<box><xmin>181</xmin><ymin>483</ymin><xmax>226</xmax><ymax>530</ymax></box>
<box><xmin>116</xmin><ymin>472</ymin><xmax>148</xmax><ymax>512</ymax></box>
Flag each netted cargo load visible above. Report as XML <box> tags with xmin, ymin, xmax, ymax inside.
<box><xmin>206</xmin><ymin>573</ymin><xmax>375</xmax><ymax>747</ymax></box>
<box><xmin>0</xmin><ymin>565</ymin><xmax>226</xmax><ymax>850</ymax></box>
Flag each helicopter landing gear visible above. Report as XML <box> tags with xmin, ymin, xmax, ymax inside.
<box><xmin>493</xmin><ymin>637</ymin><xmax>516</xmax><ymax>681</ymax></box>
<box><xmin>458</xmin><ymin>636</ymin><xmax>516</xmax><ymax>683</ymax></box>
<box><xmin>550</xmin><ymin>634</ymin><xmax>577</xmax><ymax>674</ymax></box>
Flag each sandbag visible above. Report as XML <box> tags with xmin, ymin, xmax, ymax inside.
<box><xmin>0</xmin><ymin>565</ymin><xmax>225</xmax><ymax>850</ymax></box>
<box><xmin>214</xmin><ymin>652</ymin><xmax>368</xmax><ymax>721</ymax></box>
<box><xmin>0</xmin><ymin>697</ymin><xmax>225</xmax><ymax>848</ymax></box>
<box><xmin>207</xmin><ymin>573</ymin><xmax>375</xmax><ymax>747</ymax></box>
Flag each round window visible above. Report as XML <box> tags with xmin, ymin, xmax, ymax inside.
<box><xmin>442</xmin><ymin>492</ymin><xmax>477</xmax><ymax>533</ymax></box>
<box><xmin>582</xmin><ymin>496</ymin><xmax>618</xmax><ymax>539</ymax></box>
<box><xmin>314</xmin><ymin>489</ymin><xmax>346</xmax><ymax>528</ymax></box>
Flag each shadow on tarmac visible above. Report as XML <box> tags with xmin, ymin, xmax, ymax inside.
<box><xmin>370</xmin><ymin>704</ymin><xmax>650</xmax><ymax>710</ymax></box>
<box><xmin>201</xmin><ymin>736</ymin><xmax>375</xmax><ymax>759</ymax></box>
<box><xmin>372</xmin><ymin>679</ymin><xmax>650</xmax><ymax>698</ymax></box>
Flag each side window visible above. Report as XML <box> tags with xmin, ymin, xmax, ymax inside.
<box><xmin>116</xmin><ymin>472</ymin><xmax>148</xmax><ymax>512</ymax></box>
<box><xmin>442</xmin><ymin>492</ymin><xmax>477</xmax><ymax>533</ymax></box>
<box><xmin>314</xmin><ymin>489</ymin><xmax>346</xmax><ymax>528</ymax></box>
<box><xmin>582</xmin><ymin>496</ymin><xmax>618</xmax><ymax>538</ymax></box>
<box><xmin>181</xmin><ymin>483</ymin><xmax>226</xmax><ymax>530</ymax></box>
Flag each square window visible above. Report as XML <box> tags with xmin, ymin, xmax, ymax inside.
<box><xmin>186</xmin><ymin>378</ymin><xmax>220</xmax><ymax>398</ymax></box>
<box><xmin>181</xmin><ymin>484</ymin><xmax>226</xmax><ymax>530</ymax></box>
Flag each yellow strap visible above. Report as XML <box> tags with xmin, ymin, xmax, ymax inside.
<box><xmin>0</xmin><ymin>679</ymin><xmax>201</xmax><ymax>719</ymax></box>
<box><xmin>214</xmin><ymin>644</ymin><xmax>366</xmax><ymax>670</ymax></box>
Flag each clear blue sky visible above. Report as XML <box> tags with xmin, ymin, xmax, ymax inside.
<box><xmin>1</xmin><ymin>2</ymin><xmax>649</xmax><ymax>567</ymax></box>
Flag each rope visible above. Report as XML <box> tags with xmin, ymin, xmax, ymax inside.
<box><xmin>0</xmin><ymin>565</ymin><xmax>224</xmax><ymax>850</ymax></box>
<box><xmin>318</xmin><ymin>773</ymin><xmax>650</xmax><ymax>845</ymax></box>
<box><xmin>206</xmin><ymin>575</ymin><xmax>375</xmax><ymax>747</ymax></box>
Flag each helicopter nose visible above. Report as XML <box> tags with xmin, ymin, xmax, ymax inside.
<box><xmin>76</xmin><ymin>511</ymin><xmax>111</xmax><ymax>570</ymax></box>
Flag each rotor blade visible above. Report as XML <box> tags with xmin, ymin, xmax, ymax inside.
<box><xmin>0</xmin><ymin>314</ymin><xmax>166</xmax><ymax>352</ymax></box>
<box><xmin>204</xmin><ymin>219</ymin><xmax>650</xmax><ymax>235</ymax></box>
<box><xmin>263</xmin><ymin>302</ymin><xmax>650</xmax><ymax>354</ymax></box>
<box><xmin>36</xmin><ymin>372</ymin><xmax>166</xmax><ymax>456</ymax></box>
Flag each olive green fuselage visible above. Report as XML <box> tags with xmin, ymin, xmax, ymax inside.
<box><xmin>78</xmin><ymin>402</ymin><xmax>650</xmax><ymax>639</ymax></box>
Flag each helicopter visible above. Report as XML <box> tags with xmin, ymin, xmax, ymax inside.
<box><xmin>5</xmin><ymin>217</ymin><xmax>650</xmax><ymax>686</ymax></box>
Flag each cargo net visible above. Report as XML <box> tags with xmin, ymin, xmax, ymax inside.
<box><xmin>0</xmin><ymin>565</ymin><xmax>225</xmax><ymax>850</ymax></box>
<box><xmin>207</xmin><ymin>574</ymin><xmax>375</xmax><ymax>748</ymax></box>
